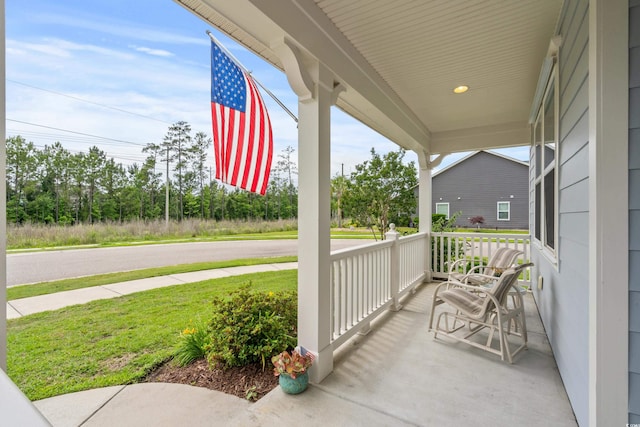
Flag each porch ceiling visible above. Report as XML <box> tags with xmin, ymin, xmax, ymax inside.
<box><xmin>174</xmin><ymin>0</ymin><xmax>563</xmax><ymax>154</ymax></box>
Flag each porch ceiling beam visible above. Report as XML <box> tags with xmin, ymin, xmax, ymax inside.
<box><xmin>429</xmin><ymin>121</ymin><xmax>530</xmax><ymax>154</ymax></box>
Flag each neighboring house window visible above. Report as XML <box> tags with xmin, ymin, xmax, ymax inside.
<box><xmin>497</xmin><ymin>201</ymin><xmax>510</xmax><ymax>221</ymax></box>
<box><xmin>435</xmin><ymin>203</ymin><xmax>449</xmax><ymax>219</ymax></box>
<box><xmin>533</xmin><ymin>64</ymin><xmax>558</xmax><ymax>254</ymax></box>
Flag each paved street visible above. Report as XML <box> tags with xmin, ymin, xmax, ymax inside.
<box><xmin>7</xmin><ymin>239</ymin><xmax>368</xmax><ymax>286</ymax></box>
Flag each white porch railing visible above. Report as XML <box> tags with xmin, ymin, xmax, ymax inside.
<box><xmin>328</xmin><ymin>230</ymin><xmax>530</xmax><ymax>350</ymax></box>
<box><xmin>431</xmin><ymin>232</ymin><xmax>531</xmax><ymax>283</ymax></box>
<box><xmin>329</xmin><ymin>227</ymin><xmax>428</xmax><ymax>349</ymax></box>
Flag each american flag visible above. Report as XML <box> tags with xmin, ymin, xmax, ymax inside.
<box><xmin>210</xmin><ymin>41</ymin><xmax>273</xmax><ymax>195</ymax></box>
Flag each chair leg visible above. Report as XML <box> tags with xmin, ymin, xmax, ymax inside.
<box><xmin>428</xmin><ymin>298</ymin><xmax>443</xmax><ymax>331</ymax></box>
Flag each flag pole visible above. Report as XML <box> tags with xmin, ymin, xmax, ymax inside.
<box><xmin>206</xmin><ymin>30</ymin><xmax>298</xmax><ymax>124</ymax></box>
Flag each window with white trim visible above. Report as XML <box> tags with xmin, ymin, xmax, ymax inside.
<box><xmin>497</xmin><ymin>201</ymin><xmax>510</xmax><ymax>221</ymax></box>
<box><xmin>533</xmin><ymin>65</ymin><xmax>558</xmax><ymax>254</ymax></box>
<box><xmin>435</xmin><ymin>202</ymin><xmax>449</xmax><ymax>219</ymax></box>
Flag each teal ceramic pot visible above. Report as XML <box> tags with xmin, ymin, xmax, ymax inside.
<box><xmin>278</xmin><ymin>372</ymin><xmax>309</xmax><ymax>394</ymax></box>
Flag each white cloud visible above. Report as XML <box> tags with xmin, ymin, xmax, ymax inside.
<box><xmin>6</xmin><ymin>33</ymin><xmax>214</xmax><ymax>171</ymax></box>
<box><xmin>33</xmin><ymin>12</ymin><xmax>208</xmax><ymax>46</ymax></box>
<box><xmin>129</xmin><ymin>45</ymin><xmax>174</xmax><ymax>57</ymax></box>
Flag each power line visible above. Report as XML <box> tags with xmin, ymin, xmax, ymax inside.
<box><xmin>6</xmin><ymin>128</ymin><xmax>130</xmax><ymax>146</ymax></box>
<box><xmin>7</xmin><ymin>79</ymin><xmax>173</xmax><ymax>125</ymax></box>
<box><xmin>7</xmin><ymin>119</ymin><xmax>148</xmax><ymax>147</ymax></box>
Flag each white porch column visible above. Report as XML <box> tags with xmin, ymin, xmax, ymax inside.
<box><xmin>417</xmin><ymin>150</ymin><xmax>446</xmax><ymax>282</ymax></box>
<box><xmin>1</xmin><ymin>0</ymin><xmax>7</xmax><ymax>370</ymax></box>
<box><xmin>297</xmin><ymin>67</ymin><xmax>333</xmax><ymax>383</ymax></box>
<box><xmin>588</xmin><ymin>0</ymin><xmax>628</xmax><ymax>425</ymax></box>
<box><xmin>273</xmin><ymin>38</ymin><xmax>343</xmax><ymax>383</ymax></box>
<box><xmin>417</xmin><ymin>152</ymin><xmax>432</xmax><ymax>282</ymax></box>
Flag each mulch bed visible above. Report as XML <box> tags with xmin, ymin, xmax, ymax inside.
<box><xmin>144</xmin><ymin>359</ymin><xmax>278</xmax><ymax>401</ymax></box>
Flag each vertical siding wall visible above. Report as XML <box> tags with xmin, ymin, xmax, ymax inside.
<box><xmin>629</xmin><ymin>0</ymin><xmax>640</xmax><ymax>422</ymax></box>
<box><xmin>531</xmin><ymin>0</ymin><xmax>590</xmax><ymax>425</ymax></box>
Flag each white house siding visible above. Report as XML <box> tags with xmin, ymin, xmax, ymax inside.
<box><xmin>629</xmin><ymin>0</ymin><xmax>640</xmax><ymax>422</ymax></box>
<box><xmin>531</xmin><ymin>0</ymin><xmax>590</xmax><ymax>425</ymax></box>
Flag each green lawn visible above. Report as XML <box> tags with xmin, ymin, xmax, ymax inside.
<box><xmin>7</xmin><ymin>270</ymin><xmax>297</xmax><ymax>401</ymax></box>
<box><xmin>8</xmin><ymin>256</ymin><xmax>297</xmax><ymax>301</ymax></box>
<box><xmin>453</xmin><ymin>228</ymin><xmax>529</xmax><ymax>234</ymax></box>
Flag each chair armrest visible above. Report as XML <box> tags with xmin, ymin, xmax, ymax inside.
<box><xmin>465</xmin><ymin>264</ymin><xmax>486</xmax><ymax>275</ymax></box>
<box><xmin>433</xmin><ymin>281</ymin><xmax>503</xmax><ymax>319</ymax></box>
<box><xmin>446</xmin><ymin>259</ymin><xmax>468</xmax><ymax>273</ymax></box>
<box><xmin>462</xmin><ymin>273</ymin><xmax>498</xmax><ymax>283</ymax></box>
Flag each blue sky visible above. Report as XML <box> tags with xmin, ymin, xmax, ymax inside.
<box><xmin>6</xmin><ymin>0</ymin><xmax>529</xmax><ymax>179</ymax></box>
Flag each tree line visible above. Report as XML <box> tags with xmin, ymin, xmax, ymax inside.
<box><xmin>7</xmin><ymin>119</ymin><xmax>418</xmax><ymax>239</ymax></box>
<box><xmin>6</xmin><ymin>121</ymin><xmax>298</xmax><ymax>224</ymax></box>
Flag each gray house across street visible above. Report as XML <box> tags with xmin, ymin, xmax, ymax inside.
<box><xmin>415</xmin><ymin>150</ymin><xmax>529</xmax><ymax>229</ymax></box>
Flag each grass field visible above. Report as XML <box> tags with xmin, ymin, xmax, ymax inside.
<box><xmin>6</xmin><ymin>219</ymin><xmax>378</xmax><ymax>250</ymax></box>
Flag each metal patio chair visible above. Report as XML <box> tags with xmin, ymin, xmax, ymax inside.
<box><xmin>429</xmin><ymin>263</ymin><xmax>534</xmax><ymax>363</ymax></box>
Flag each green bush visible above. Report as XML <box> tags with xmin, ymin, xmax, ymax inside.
<box><xmin>431</xmin><ymin>211</ymin><xmax>464</xmax><ymax>270</ymax></box>
<box><xmin>208</xmin><ymin>284</ymin><xmax>297</xmax><ymax>369</ymax></box>
<box><xmin>432</xmin><ymin>213</ymin><xmax>447</xmax><ymax>227</ymax></box>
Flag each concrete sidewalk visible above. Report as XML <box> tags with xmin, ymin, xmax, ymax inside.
<box><xmin>7</xmin><ymin>262</ymin><xmax>298</xmax><ymax>319</ymax></box>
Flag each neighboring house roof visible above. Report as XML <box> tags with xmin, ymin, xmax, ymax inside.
<box><xmin>432</xmin><ymin>150</ymin><xmax>528</xmax><ymax>178</ymax></box>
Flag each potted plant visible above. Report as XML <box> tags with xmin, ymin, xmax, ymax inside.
<box><xmin>271</xmin><ymin>347</ymin><xmax>314</xmax><ymax>394</ymax></box>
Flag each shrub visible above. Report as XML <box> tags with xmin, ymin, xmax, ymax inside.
<box><xmin>469</xmin><ymin>216</ymin><xmax>485</xmax><ymax>230</ymax></box>
<box><xmin>175</xmin><ymin>320</ymin><xmax>211</xmax><ymax>367</ymax></box>
<box><xmin>431</xmin><ymin>213</ymin><xmax>447</xmax><ymax>228</ymax></box>
<box><xmin>431</xmin><ymin>211</ymin><xmax>464</xmax><ymax>270</ymax></box>
<box><xmin>208</xmin><ymin>284</ymin><xmax>297</xmax><ymax>369</ymax></box>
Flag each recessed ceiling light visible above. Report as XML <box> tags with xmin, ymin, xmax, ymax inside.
<box><xmin>453</xmin><ymin>85</ymin><xmax>469</xmax><ymax>94</ymax></box>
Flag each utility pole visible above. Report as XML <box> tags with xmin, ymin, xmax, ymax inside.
<box><xmin>337</xmin><ymin>163</ymin><xmax>344</xmax><ymax>228</ymax></box>
<box><xmin>209</xmin><ymin>166</ymin><xmax>214</xmax><ymax>219</ymax></box>
<box><xmin>165</xmin><ymin>148</ymin><xmax>169</xmax><ymax>226</ymax></box>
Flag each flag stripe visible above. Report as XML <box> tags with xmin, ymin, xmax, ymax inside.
<box><xmin>251</xmin><ymin>84</ymin><xmax>266</xmax><ymax>193</ymax></box>
<box><xmin>210</xmin><ymin>40</ymin><xmax>273</xmax><ymax>196</ymax></box>
<box><xmin>211</xmin><ymin>106</ymin><xmax>221</xmax><ymax>180</ymax></box>
<box><xmin>230</xmin><ymin>108</ymin><xmax>245</xmax><ymax>187</ymax></box>
<box><xmin>240</xmin><ymin>75</ymin><xmax>256</xmax><ymax>189</ymax></box>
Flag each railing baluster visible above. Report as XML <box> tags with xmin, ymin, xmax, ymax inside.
<box><xmin>330</xmin><ymin>262</ymin><xmax>335</xmax><ymax>338</ymax></box>
<box><xmin>358</xmin><ymin>254</ymin><xmax>363</xmax><ymax>320</ymax></box>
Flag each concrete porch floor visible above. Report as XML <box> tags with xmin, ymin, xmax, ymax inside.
<box><xmin>237</xmin><ymin>282</ymin><xmax>577</xmax><ymax>426</ymax></box>
<box><xmin>35</xmin><ymin>282</ymin><xmax>577</xmax><ymax>426</ymax></box>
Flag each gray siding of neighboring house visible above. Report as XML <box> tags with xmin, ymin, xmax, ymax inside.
<box><xmin>629</xmin><ymin>0</ymin><xmax>640</xmax><ymax>422</ymax></box>
<box><xmin>530</xmin><ymin>0</ymin><xmax>589</xmax><ymax>425</ymax></box>
<box><xmin>431</xmin><ymin>151</ymin><xmax>528</xmax><ymax>229</ymax></box>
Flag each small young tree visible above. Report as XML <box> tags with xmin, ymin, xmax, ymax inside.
<box><xmin>432</xmin><ymin>211</ymin><xmax>464</xmax><ymax>271</ymax></box>
<box><xmin>469</xmin><ymin>215</ymin><xmax>485</xmax><ymax>230</ymax></box>
<box><xmin>344</xmin><ymin>148</ymin><xmax>418</xmax><ymax>240</ymax></box>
